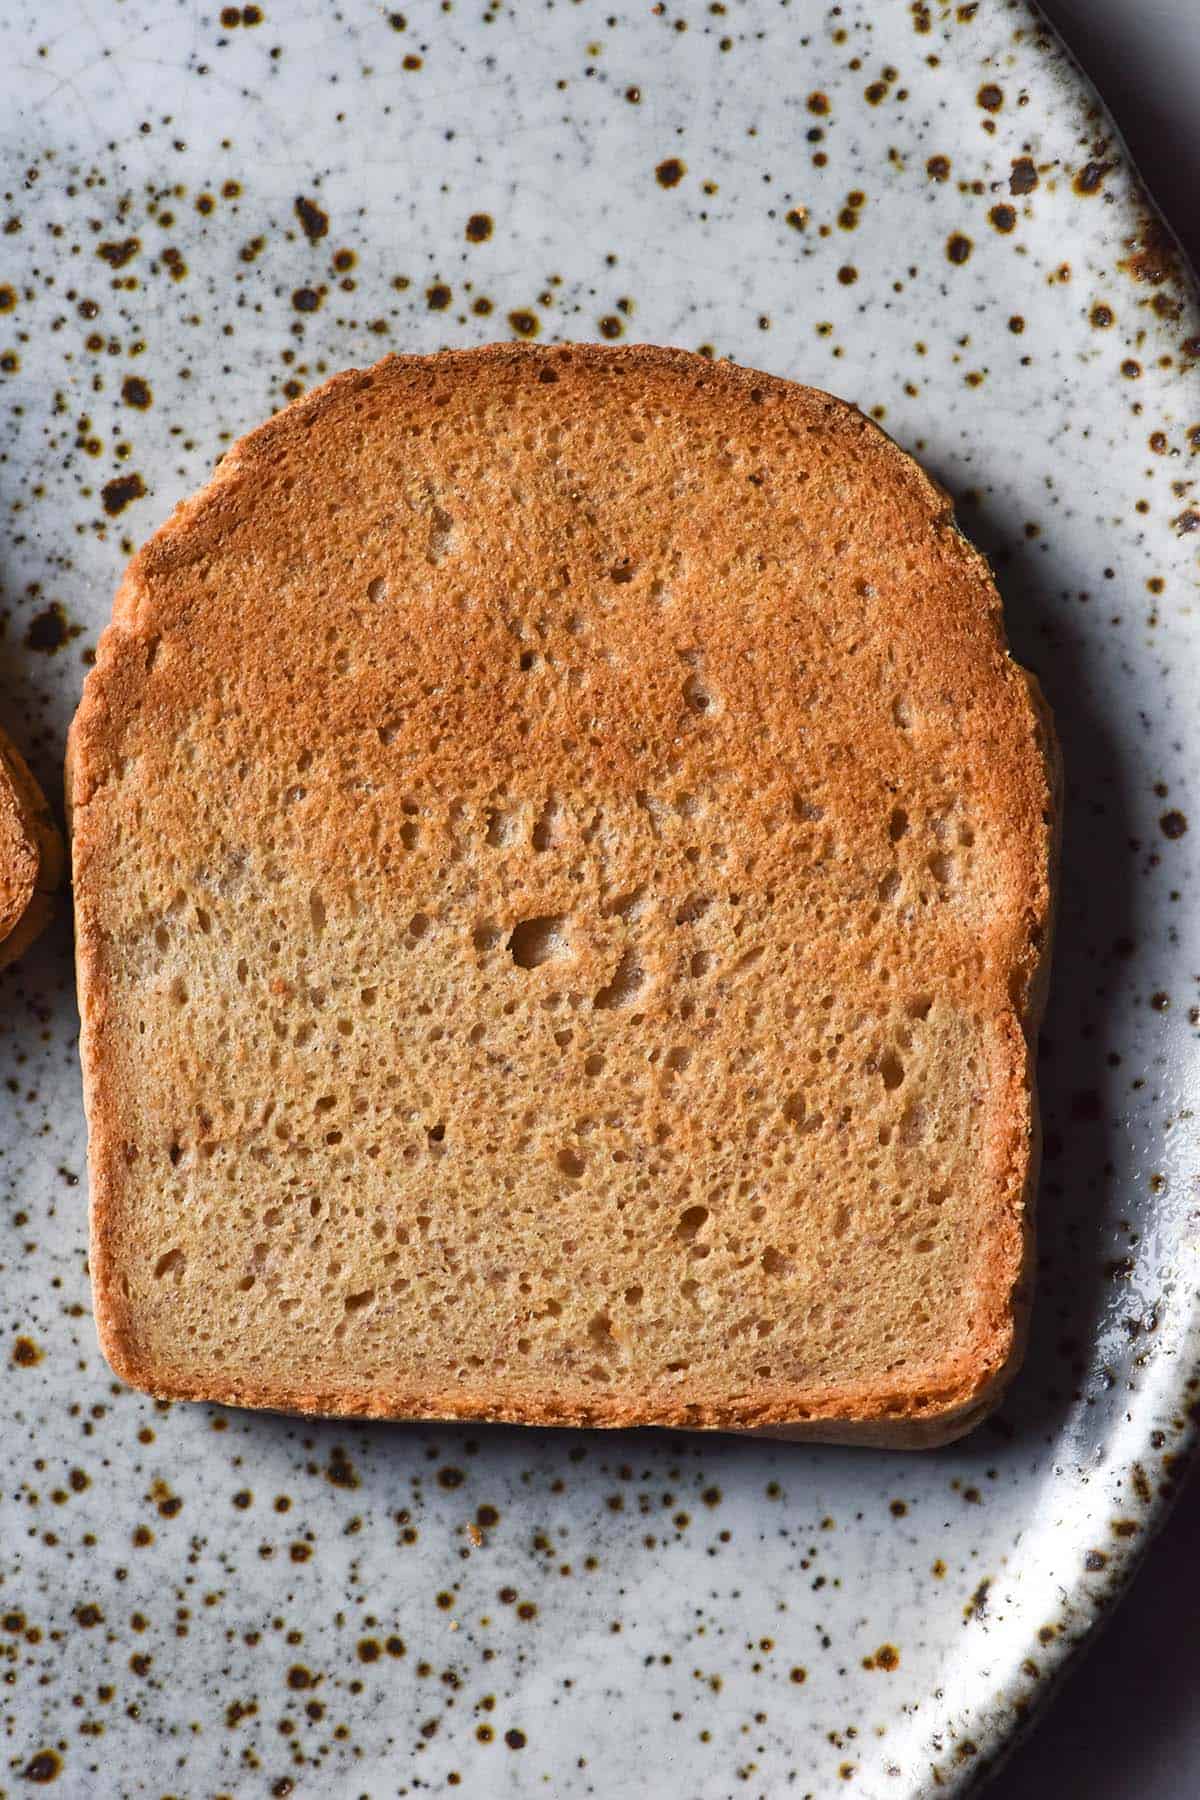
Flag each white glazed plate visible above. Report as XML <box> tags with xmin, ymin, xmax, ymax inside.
<box><xmin>1</xmin><ymin>3</ymin><xmax>1197</xmax><ymax>1795</ymax></box>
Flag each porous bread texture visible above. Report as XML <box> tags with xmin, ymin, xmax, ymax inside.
<box><xmin>0</xmin><ymin>725</ymin><xmax>63</xmax><ymax>970</ymax></box>
<box><xmin>69</xmin><ymin>344</ymin><xmax>1057</xmax><ymax>1444</ymax></box>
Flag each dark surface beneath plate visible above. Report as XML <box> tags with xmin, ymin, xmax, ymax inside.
<box><xmin>995</xmin><ymin>3</ymin><xmax>1200</xmax><ymax>1796</ymax></box>
<box><xmin>1037</xmin><ymin>2</ymin><xmax>1200</xmax><ymax>273</ymax></box>
<box><xmin>994</xmin><ymin>1489</ymin><xmax>1200</xmax><ymax>1796</ymax></box>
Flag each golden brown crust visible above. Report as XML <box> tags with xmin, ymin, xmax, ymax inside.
<box><xmin>70</xmin><ymin>344</ymin><xmax>1058</xmax><ymax>1443</ymax></box>
<box><xmin>0</xmin><ymin>724</ymin><xmax>63</xmax><ymax>970</ymax></box>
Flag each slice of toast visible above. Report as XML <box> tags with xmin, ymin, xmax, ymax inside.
<box><xmin>1</xmin><ymin>724</ymin><xmax>63</xmax><ymax>971</ymax></box>
<box><xmin>69</xmin><ymin>345</ymin><xmax>1057</xmax><ymax>1445</ymax></box>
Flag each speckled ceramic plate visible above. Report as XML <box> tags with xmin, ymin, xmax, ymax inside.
<box><xmin>1</xmin><ymin>3</ymin><xmax>1197</xmax><ymax>1795</ymax></box>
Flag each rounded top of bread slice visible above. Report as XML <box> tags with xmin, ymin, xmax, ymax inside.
<box><xmin>70</xmin><ymin>345</ymin><xmax>1056</xmax><ymax>1442</ymax></box>
<box><xmin>1</xmin><ymin>724</ymin><xmax>63</xmax><ymax>968</ymax></box>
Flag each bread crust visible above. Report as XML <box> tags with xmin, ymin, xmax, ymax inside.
<box><xmin>69</xmin><ymin>344</ymin><xmax>1058</xmax><ymax>1444</ymax></box>
<box><xmin>0</xmin><ymin>724</ymin><xmax>63</xmax><ymax>970</ymax></box>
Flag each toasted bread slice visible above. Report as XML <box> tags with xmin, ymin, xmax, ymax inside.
<box><xmin>0</xmin><ymin>724</ymin><xmax>63</xmax><ymax>970</ymax></box>
<box><xmin>69</xmin><ymin>345</ymin><xmax>1057</xmax><ymax>1444</ymax></box>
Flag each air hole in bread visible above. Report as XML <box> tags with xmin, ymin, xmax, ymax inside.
<box><xmin>592</xmin><ymin>947</ymin><xmax>643</xmax><ymax>1008</ymax></box>
<box><xmin>486</xmin><ymin>807</ymin><xmax>518</xmax><ymax>848</ymax></box>
<box><xmin>899</xmin><ymin>1103</ymin><xmax>927</xmax><ymax>1145</ymax></box>
<box><xmin>587</xmin><ymin>1311</ymin><xmax>616</xmax><ymax>1350</ymax></box>
<box><xmin>557</xmin><ymin>1147</ymin><xmax>585</xmax><ymax>1179</ymax></box>
<box><xmin>674</xmin><ymin>893</ymin><xmax>711</xmax><ymax>927</ymax></box>
<box><xmin>604</xmin><ymin>884</ymin><xmax>646</xmax><ymax>921</ymax></box>
<box><xmin>428</xmin><ymin>505</ymin><xmax>454</xmax><ymax>564</ymax></box>
<box><xmin>509</xmin><ymin>915</ymin><xmax>569</xmax><ymax>970</ymax></box>
<box><xmin>879</xmin><ymin>1051</ymin><xmax>905</xmax><ymax>1090</ymax></box>
<box><xmin>154</xmin><ymin>1247</ymin><xmax>185</xmax><ymax>1281</ymax></box>
<box><xmin>531</xmin><ymin>796</ymin><xmax>559</xmax><ymax>851</ymax></box>
<box><xmin>889</xmin><ymin>807</ymin><xmax>909</xmax><ymax>842</ymax></box>
<box><xmin>892</xmin><ymin>692</ymin><xmax>915</xmax><ymax>731</ymax></box>
<box><xmin>877</xmin><ymin>869</ymin><xmax>901</xmax><ymax>905</ymax></box>
<box><xmin>682</xmin><ymin>673</ymin><xmax>716</xmax><ymax>715</ymax></box>
<box><xmin>783</xmin><ymin>1093</ymin><xmax>821</xmax><ymax>1133</ymax></box>
<box><xmin>676</xmin><ymin>1204</ymin><xmax>709</xmax><ymax>1242</ymax></box>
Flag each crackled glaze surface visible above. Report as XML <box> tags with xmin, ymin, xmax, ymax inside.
<box><xmin>1</xmin><ymin>3</ymin><xmax>1197</xmax><ymax>1796</ymax></box>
